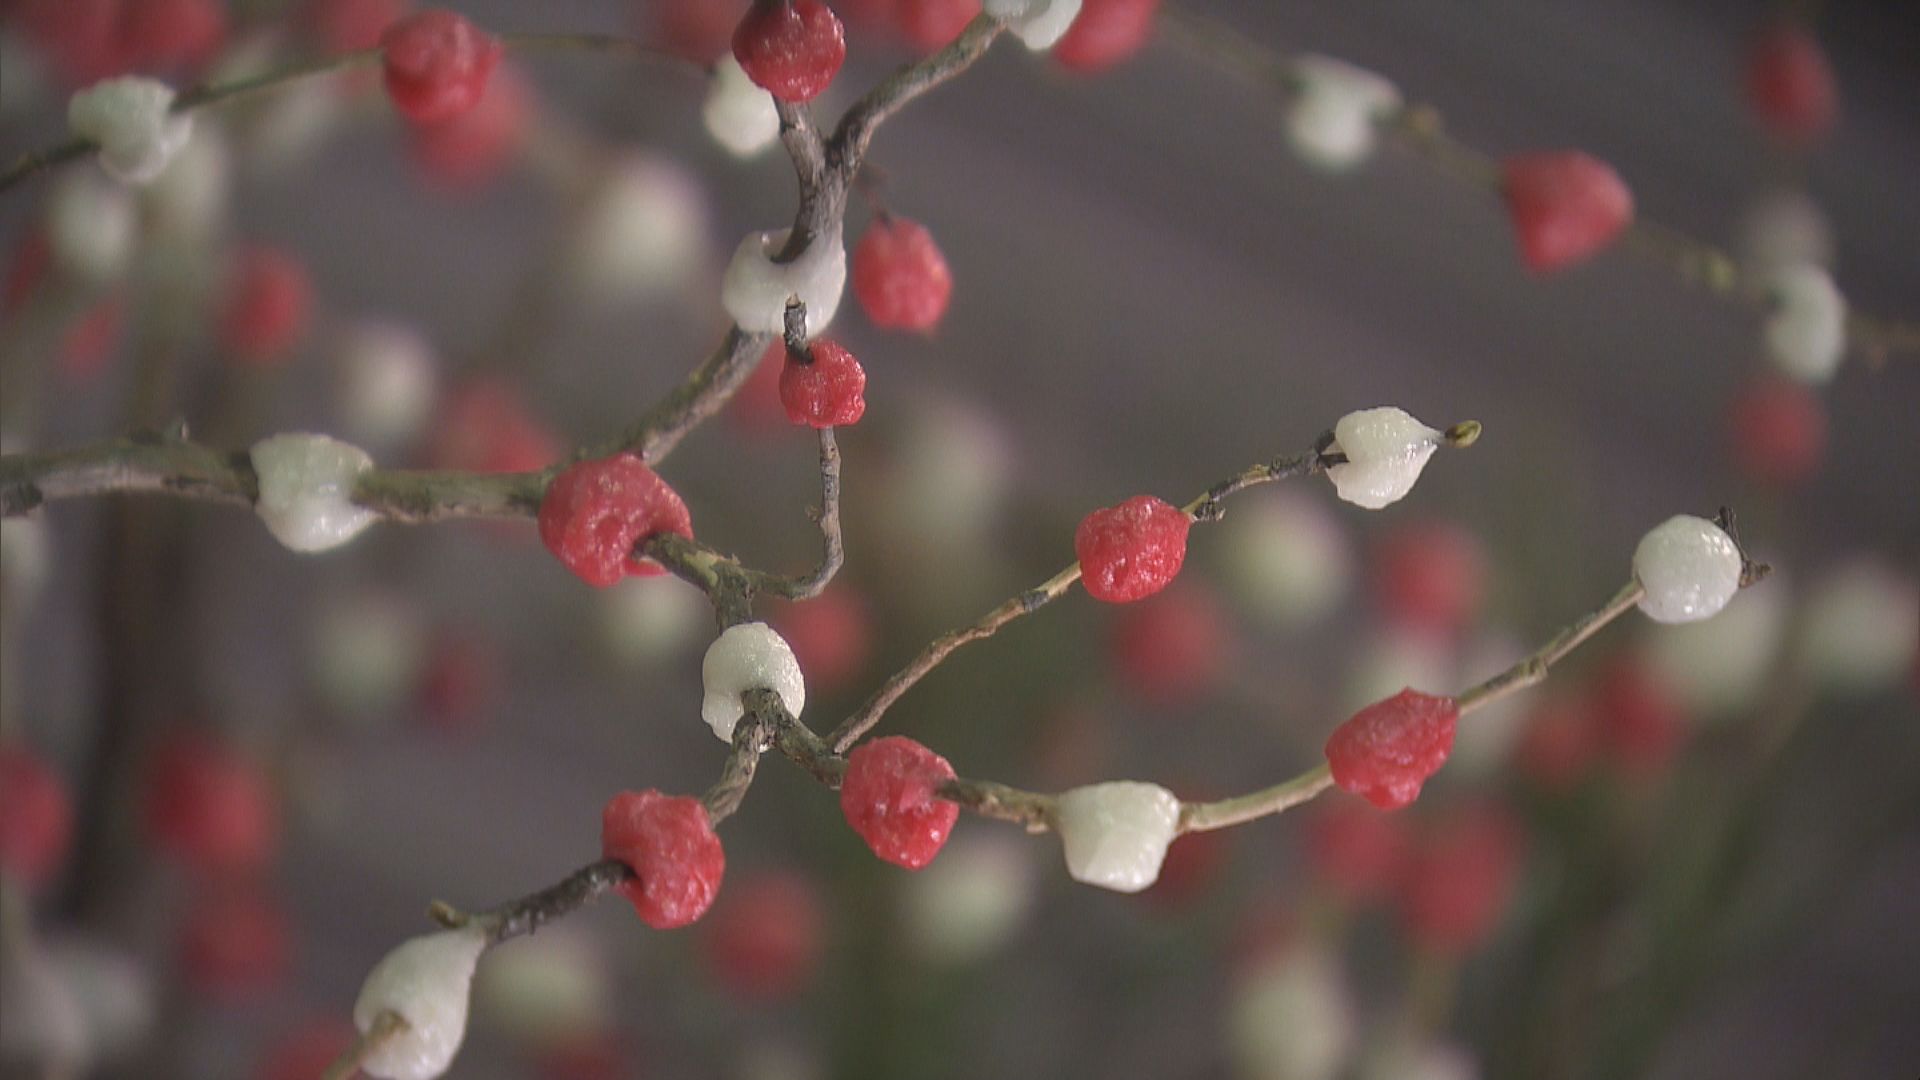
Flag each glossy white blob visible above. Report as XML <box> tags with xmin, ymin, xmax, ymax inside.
<box><xmin>1632</xmin><ymin>515</ymin><xmax>1742</xmax><ymax>624</ymax></box>
<box><xmin>987</xmin><ymin>0</ymin><xmax>1083</xmax><ymax>49</ymax></box>
<box><xmin>1216</xmin><ymin>489</ymin><xmax>1351</xmax><ymax>628</ymax></box>
<box><xmin>336</xmin><ymin>321</ymin><xmax>439</xmax><ymax>449</ymax></box>
<box><xmin>721</xmin><ymin>227</ymin><xmax>846</xmax><ymax>336</ymax></box>
<box><xmin>1054</xmin><ymin>781</ymin><xmax>1181</xmax><ymax>893</ymax></box>
<box><xmin>68</xmin><ymin>77</ymin><xmax>193</xmax><ymax>184</ymax></box>
<box><xmin>704</xmin><ymin>55</ymin><xmax>781</xmax><ymax>157</ymax></box>
<box><xmin>1738</xmin><ymin>189</ymin><xmax>1833</xmax><ymax>272</ymax></box>
<box><xmin>1285</xmin><ymin>55</ymin><xmax>1402</xmax><ymax>170</ymax></box>
<box><xmin>250</xmin><ymin>433</ymin><xmax>378</xmax><ymax>553</ymax></box>
<box><xmin>598</xmin><ymin>575</ymin><xmax>704</xmax><ymax>666</ymax></box>
<box><xmin>47</xmin><ymin>172</ymin><xmax>136</xmax><ymax>284</ymax></box>
<box><xmin>569</xmin><ymin>154</ymin><xmax>708</xmax><ymax>303</ymax></box>
<box><xmin>353</xmin><ymin>927</ymin><xmax>488</xmax><ymax>1080</ymax></box>
<box><xmin>1648</xmin><ymin>572</ymin><xmax>1786</xmax><ymax>715</ymax></box>
<box><xmin>473</xmin><ymin>925</ymin><xmax>609</xmax><ymax>1043</ymax></box>
<box><xmin>701</xmin><ymin>622</ymin><xmax>806</xmax><ymax>741</ymax></box>
<box><xmin>1326</xmin><ymin>407</ymin><xmax>1442</xmax><ymax>510</ymax></box>
<box><xmin>1799</xmin><ymin>557</ymin><xmax>1919</xmax><ymax>693</ymax></box>
<box><xmin>902</xmin><ymin>831</ymin><xmax>1037</xmax><ymax>965</ymax></box>
<box><xmin>1762</xmin><ymin>264</ymin><xmax>1847</xmax><ymax>383</ymax></box>
<box><xmin>1229</xmin><ymin>944</ymin><xmax>1355</xmax><ymax>1080</ymax></box>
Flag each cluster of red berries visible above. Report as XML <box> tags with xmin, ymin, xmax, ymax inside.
<box><xmin>1323</xmin><ymin>688</ymin><xmax>1460</xmax><ymax>810</ymax></box>
<box><xmin>538</xmin><ymin>454</ymin><xmax>695</xmax><ymax>588</ymax></box>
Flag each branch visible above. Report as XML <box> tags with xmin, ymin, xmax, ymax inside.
<box><xmin>762</xmin><ymin>427</ymin><xmax>845</xmax><ymax>600</ymax></box>
<box><xmin>831</xmin><ymin>14</ymin><xmax>1009</xmax><ymax>171</ymax></box>
<box><xmin>428</xmin><ymin>860</ymin><xmax>634</xmax><ymax>946</ymax></box>
<box><xmin>321</xmin><ymin>1009</ymin><xmax>408</xmax><ymax>1080</ymax></box>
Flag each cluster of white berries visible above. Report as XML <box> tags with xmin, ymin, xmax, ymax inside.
<box><xmin>1631</xmin><ymin>514</ymin><xmax>1743</xmax><ymax>624</ymax></box>
<box><xmin>1284</xmin><ymin>56</ymin><xmax>1402</xmax><ymax>171</ymax></box>
<box><xmin>1762</xmin><ymin>263</ymin><xmax>1847</xmax><ymax>383</ymax></box>
<box><xmin>248</xmin><ymin>433</ymin><xmax>378</xmax><ymax>553</ymax></box>
<box><xmin>703</xmin><ymin>55</ymin><xmax>781</xmax><ymax>158</ymax></box>
<box><xmin>352</xmin><ymin>927</ymin><xmax>488</xmax><ymax>1080</ymax></box>
<box><xmin>984</xmin><ymin>0</ymin><xmax>1083</xmax><ymax>50</ymax></box>
<box><xmin>1324</xmin><ymin>406</ymin><xmax>1443</xmax><ymax>510</ymax></box>
<box><xmin>721</xmin><ymin>227</ymin><xmax>846</xmax><ymax>336</ymax></box>
<box><xmin>67</xmin><ymin>77</ymin><xmax>194</xmax><ymax>185</ymax></box>
<box><xmin>701</xmin><ymin>622</ymin><xmax>806</xmax><ymax>741</ymax></box>
<box><xmin>1052</xmin><ymin>781</ymin><xmax>1182</xmax><ymax>893</ymax></box>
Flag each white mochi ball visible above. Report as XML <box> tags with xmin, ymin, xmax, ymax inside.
<box><xmin>250</xmin><ymin>433</ymin><xmax>379</xmax><ymax>553</ymax></box>
<box><xmin>353</xmin><ymin>927</ymin><xmax>488</xmax><ymax>1080</ymax></box>
<box><xmin>67</xmin><ymin>77</ymin><xmax>193</xmax><ymax>185</ymax></box>
<box><xmin>336</xmin><ymin>321</ymin><xmax>439</xmax><ymax>450</ymax></box>
<box><xmin>1632</xmin><ymin>515</ymin><xmax>1742</xmax><ymax>624</ymax></box>
<box><xmin>1325</xmin><ymin>406</ymin><xmax>1442</xmax><ymax>510</ymax></box>
<box><xmin>1053</xmin><ymin>781</ymin><xmax>1181</xmax><ymax>893</ymax></box>
<box><xmin>568</xmin><ymin>154</ymin><xmax>708</xmax><ymax>304</ymax></box>
<box><xmin>701</xmin><ymin>622</ymin><xmax>806</xmax><ymax>741</ymax></box>
<box><xmin>1285</xmin><ymin>55</ymin><xmax>1402</xmax><ymax>170</ymax></box>
<box><xmin>1762</xmin><ymin>263</ymin><xmax>1847</xmax><ymax>383</ymax></box>
<box><xmin>1798</xmin><ymin>557</ymin><xmax>1919</xmax><ymax>693</ymax></box>
<box><xmin>47</xmin><ymin>172</ymin><xmax>136</xmax><ymax>284</ymax></box>
<box><xmin>721</xmin><ymin>227</ymin><xmax>846</xmax><ymax>336</ymax></box>
<box><xmin>704</xmin><ymin>55</ymin><xmax>781</xmax><ymax>158</ymax></box>
<box><xmin>986</xmin><ymin>0</ymin><xmax>1083</xmax><ymax>50</ymax></box>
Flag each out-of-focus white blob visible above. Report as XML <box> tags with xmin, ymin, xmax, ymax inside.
<box><xmin>703</xmin><ymin>55</ymin><xmax>781</xmax><ymax>158</ymax></box>
<box><xmin>250</xmin><ymin>433</ymin><xmax>379</xmax><ymax>553</ymax></box>
<box><xmin>1738</xmin><ymin>189</ymin><xmax>1834</xmax><ymax>273</ymax></box>
<box><xmin>40</xmin><ymin>935</ymin><xmax>155</xmax><ymax>1066</ymax></box>
<box><xmin>701</xmin><ymin>622</ymin><xmax>806</xmax><ymax>741</ymax></box>
<box><xmin>867</xmin><ymin>396</ymin><xmax>1014</xmax><ymax>618</ymax></box>
<box><xmin>1325</xmin><ymin>407</ymin><xmax>1443</xmax><ymax>510</ymax></box>
<box><xmin>1054</xmin><ymin>781</ymin><xmax>1181</xmax><ymax>893</ymax></box>
<box><xmin>1798</xmin><ymin>557</ymin><xmax>1919</xmax><ymax>694</ymax></box>
<box><xmin>1762</xmin><ymin>263</ymin><xmax>1847</xmax><ymax>384</ymax></box>
<box><xmin>901</xmin><ymin>831</ymin><xmax>1037</xmax><ymax>965</ymax></box>
<box><xmin>735</xmin><ymin>1040</ymin><xmax>824</xmax><ymax>1080</ymax></box>
<box><xmin>0</xmin><ymin>940</ymin><xmax>89</xmax><ymax>1074</ymax></box>
<box><xmin>1229</xmin><ymin>944</ymin><xmax>1356</xmax><ymax>1080</ymax></box>
<box><xmin>473</xmin><ymin>925</ymin><xmax>609</xmax><ymax>1044</ymax></box>
<box><xmin>1345</xmin><ymin>626</ymin><xmax>1454</xmax><ymax>713</ymax></box>
<box><xmin>1647</xmin><ymin>569</ymin><xmax>1787</xmax><ymax>716</ymax></box>
<box><xmin>567</xmin><ymin>154</ymin><xmax>708</xmax><ymax>304</ymax></box>
<box><xmin>309</xmin><ymin>588</ymin><xmax>427</xmax><ymax>720</ymax></box>
<box><xmin>985</xmin><ymin>0</ymin><xmax>1083</xmax><ymax>50</ymax></box>
<box><xmin>1216</xmin><ymin>489</ymin><xmax>1351</xmax><ymax>628</ymax></box>
<box><xmin>68</xmin><ymin>77</ymin><xmax>193</xmax><ymax>184</ymax></box>
<box><xmin>47</xmin><ymin>172</ymin><xmax>136</xmax><ymax>284</ymax></box>
<box><xmin>1632</xmin><ymin>515</ymin><xmax>1742</xmax><ymax>625</ymax></box>
<box><xmin>1449</xmin><ymin>630</ymin><xmax>1532</xmax><ymax>777</ymax></box>
<box><xmin>1357</xmin><ymin>1036</ymin><xmax>1480</xmax><ymax>1080</ymax></box>
<box><xmin>147</xmin><ymin>121</ymin><xmax>231</xmax><ymax>240</ymax></box>
<box><xmin>353</xmin><ymin>927</ymin><xmax>488</xmax><ymax>1080</ymax></box>
<box><xmin>1284</xmin><ymin>56</ymin><xmax>1402</xmax><ymax>170</ymax></box>
<box><xmin>597</xmin><ymin>576</ymin><xmax>704</xmax><ymax>667</ymax></box>
<box><xmin>1</xmin><ymin>516</ymin><xmax>51</xmax><ymax>618</ymax></box>
<box><xmin>335</xmin><ymin>321</ymin><xmax>439</xmax><ymax>450</ymax></box>
<box><xmin>721</xmin><ymin>227</ymin><xmax>846</xmax><ymax>336</ymax></box>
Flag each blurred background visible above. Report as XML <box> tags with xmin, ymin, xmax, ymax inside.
<box><xmin>1</xmin><ymin>1</ymin><xmax>1917</xmax><ymax>1078</ymax></box>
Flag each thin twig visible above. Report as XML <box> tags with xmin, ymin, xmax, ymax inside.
<box><xmin>321</xmin><ymin>1010</ymin><xmax>408</xmax><ymax>1080</ymax></box>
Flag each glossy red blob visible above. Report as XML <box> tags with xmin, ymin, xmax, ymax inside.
<box><xmin>0</xmin><ymin>745</ymin><xmax>73</xmax><ymax>888</ymax></box>
<box><xmin>1324</xmin><ymin>688</ymin><xmax>1459</xmax><ymax>810</ymax></box>
<box><xmin>1744</xmin><ymin>23</ymin><xmax>1837</xmax><ymax>142</ymax></box>
<box><xmin>1053</xmin><ymin>0</ymin><xmax>1160</xmax><ymax>73</ymax></box>
<box><xmin>1397</xmin><ymin>801</ymin><xmax>1525</xmax><ymax>954</ymax></box>
<box><xmin>1075</xmin><ymin>495</ymin><xmax>1192</xmax><ymax>603</ymax></box>
<box><xmin>601</xmin><ymin>790</ymin><xmax>725</xmax><ymax>929</ymax></box>
<box><xmin>1729</xmin><ymin>373</ymin><xmax>1826</xmax><ymax>488</ymax></box>
<box><xmin>651</xmin><ymin>0</ymin><xmax>749</xmax><ymax>62</ymax></box>
<box><xmin>380</xmin><ymin>9</ymin><xmax>502</xmax><ymax>124</ymax></box>
<box><xmin>538</xmin><ymin>454</ymin><xmax>695</xmax><ymax>587</ymax></box>
<box><xmin>408</xmin><ymin>64</ymin><xmax>530</xmax><ymax>190</ymax></box>
<box><xmin>1499</xmin><ymin>151</ymin><xmax>1634</xmax><ymax>273</ymax></box>
<box><xmin>219</xmin><ymin>247</ymin><xmax>313</xmax><ymax>367</ymax></box>
<box><xmin>1302</xmin><ymin>795</ymin><xmax>1412</xmax><ymax>903</ymax></box>
<box><xmin>771</xmin><ymin>587</ymin><xmax>874</xmax><ymax>694</ymax></box>
<box><xmin>143</xmin><ymin>735</ymin><xmax>279</xmax><ymax>877</ymax></box>
<box><xmin>301</xmin><ymin>0</ymin><xmax>409</xmax><ymax>51</ymax></box>
<box><xmin>732</xmin><ymin>0</ymin><xmax>847</xmax><ymax>102</ymax></box>
<box><xmin>839</xmin><ymin>736</ymin><xmax>959</xmax><ymax>869</ymax></box>
<box><xmin>429</xmin><ymin>376</ymin><xmax>562</xmax><ymax>474</ymax></box>
<box><xmin>702</xmin><ymin>870</ymin><xmax>825</xmax><ymax>999</ymax></box>
<box><xmin>1593</xmin><ymin>653</ymin><xmax>1686</xmax><ymax>776</ymax></box>
<box><xmin>780</xmin><ymin>339</ymin><xmax>868</xmax><ymax>427</ymax></box>
<box><xmin>1109</xmin><ymin>582</ymin><xmax>1229</xmax><ymax>702</ymax></box>
<box><xmin>252</xmin><ymin>1018</ymin><xmax>358</xmax><ymax>1080</ymax></box>
<box><xmin>180</xmin><ymin>885</ymin><xmax>293</xmax><ymax>999</ymax></box>
<box><xmin>1372</xmin><ymin>520</ymin><xmax>1488</xmax><ymax>639</ymax></box>
<box><xmin>895</xmin><ymin>0</ymin><xmax>980</xmax><ymax>54</ymax></box>
<box><xmin>852</xmin><ymin>216</ymin><xmax>954</xmax><ymax>331</ymax></box>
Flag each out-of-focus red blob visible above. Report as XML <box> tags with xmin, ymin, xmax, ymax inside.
<box><xmin>301</xmin><ymin>0</ymin><xmax>410</xmax><ymax>52</ymax></box>
<box><xmin>1514</xmin><ymin>693</ymin><xmax>1600</xmax><ymax>792</ymax></box>
<box><xmin>408</xmin><ymin>64</ymin><xmax>532</xmax><ymax>190</ymax></box>
<box><xmin>1053</xmin><ymin>0</ymin><xmax>1160</xmax><ymax>74</ymax></box>
<box><xmin>701</xmin><ymin>870</ymin><xmax>825</xmax><ymax>999</ymax></box>
<box><xmin>895</xmin><ymin>0</ymin><xmax>981</xmax><ymax>54</ymax></box>
<box><xmin>252</xmin><ymin>1018</ymin><xmax>358</xmax><ymax>1080</ymax></box>
<box><xmin>1371</xmin><ymin>520</ymin><xmax>1488</xmax><ymax>639</ymax></box>
<box><xmin>1397</xmin><ymin>800</ymin><xmax>1525</xmax><ymax>955</ymax></box>
<box><xmin>1744</xmin><ymin>23</ymin><xmax>1838</xmax><ymax>142</ymax></box>
<box><xmin>649</xmin><ymin>0</ymin><xmax>749</xmax><ymax>62</ymax></box>
<box><xmin>1729</xmin><ymin>373</ymin><xmax>1826</xmax><ymax>489</ymax></box>
<box><xmin>1142</xmin><ymin>822</ymin><xmax>1229</xmax><ymax>910</ymax></box>
<box><xmin>60</xmin><ymin>296</ymin><xmax>125</xmax><ymax>382</ymax></box>
<box><xmin>1109</xmin><ymin>581</ymin><xmax>1230</xmax><ymax>702</ymax></box>
<box><xmin>219</xmin><ymin>247</ymin><xmax>314</xmax><ymax>368</ymax></box>
<box><xmin>0</xmin><ymin>745</ymin><xmax>73</xmax><ymax>889</ymax></box>
<box><xmin>143</xmin><ymin>733</ymin><xmax>280</xmax><ymax>878</ymax></box>
<box><xmin>180</xmin><ymin>885</ymin><xmax>294</xmax><ymax>999</ymax></box>
<box><xmin>1592</xmin><ymin>652</ymin><xmax>1687</xmax><ymax>776</ymax></box>
<box><xmin>428</xmin><ymin>376</ymin><xmax>562</xmax><ymax>474</ymax></box>
<box><xmin>418</xmin><ymin>632</ymin><xmax>499</xmax><ymax>734</ymax></box>
<box><xmin>1302</xmin><ymin>794</ymin><xmax>1412</xmax><ymax>903</ymax></box>
<box><xmin>772</xmin><ymin>587</ymin><xmax>875</xmax><ymax>694</ymax></box>
<box><xmin>121</xmin><ymin>0</ymin><xmax>228</xmax><ymax>73</ymax></box>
